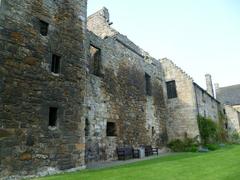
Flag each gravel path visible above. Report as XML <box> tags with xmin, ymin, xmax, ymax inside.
<box><xmin>86</xmin><ymin>152</ymin><xmax>174</xmax><ymax>170</ymax></box>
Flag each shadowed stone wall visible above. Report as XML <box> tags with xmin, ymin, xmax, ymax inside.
<box><xmin>85</xmin><ymin>8</ymin><xmax>169</xmax><ymax>162</ymax></box>
<box><xmin>194</xmin><ymin>84</ymin><xmax>221</xmax><ymax>123</ymax></box>
<box><xmin>0</xmin><ymin>0</ymin><xmax>87</xmax><ymax>178</ymax></box>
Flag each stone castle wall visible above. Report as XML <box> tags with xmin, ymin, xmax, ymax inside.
<box><xmin>85</xmin><ymin>9</ymin><xmax>169</xmax><ymax>162</ymax></box>
<box><xmin>1</xmin><ymin>2</ymin><xmax>240</xmax><ymax>179</ymax></box>
<box><xmin>160</xmin><ymin>58</ymin><xmax>200</xmax><ymax>140</ymax></box>
<box><xmin>225</xmin><ymin>105</ymin><xmax>240</xmax><ymax>134</ymax></box>
<box><xmin>194</xmin><ymin>84</ymin><xmax>221</xmax><ymax>122</ymax></box>
<box><xmin>0</xmin><ymin>0</ymin><xmax>87</xmax><ymax>178</ymax></box>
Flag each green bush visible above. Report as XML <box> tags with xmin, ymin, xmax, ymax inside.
<box><xmin>168</xmin><ymin>138</ymin><xmax>199</xmax><ymax>152</ymax></box>
<box><xmin>197</xmin><ymin>116</ymin><xmax>218</xmax><ymax>144</ymax></box>
<box><xmin>205</xmin><ymin>144</ymin><xmax>220</xmax><ymax>151</ymax></box>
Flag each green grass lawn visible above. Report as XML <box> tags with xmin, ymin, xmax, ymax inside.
<box><xmin>36</xmin><ymin>145</ymin><xmax>240</xmax><ymax>180</ymax></box>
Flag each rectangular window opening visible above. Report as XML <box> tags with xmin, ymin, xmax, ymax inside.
<box><xmin>49</xmin><ymin>107</ymin><xmax>57</xmax><ymax>127</ymax></box>
<box><xmin>51</xmin><ymin>54</ymin><xmax>61</xmax><ymax>74</ymax></box>
<box><xmin>106</xmin><ymin>122</ymin><xmax>117</xmax><ymax>137</ymax></box>
<box><xmin>202</xmin><ymin>91</ymin><xmax>206</xmax><ymax>102</ymax></box>
<box><xmin>39</xmin><ymin>20</ymin><xmax>49</xmax><ymax>36</ymax></box>
<box><xmin>145</xmin><ymin>73</ymin><xmax>152</xmax><ymax>96</ymax></box>
<box><xmin>85</xmin><ymin>118</ymin><xmax>90</xmax><ymax>137</ymax></box>
<box><xmin>223</xmin><ymin>109</ymin><xmax>226</xmax><ymax>115</ymax></box>
<box><xmin>166</xmin><ymin>80</ymin><xmax>177</xmax><ymax>99</ymax></box>
<box><xmin>152</xmin><ymin>126</ymin><xmax>155</xmax><ymax>136</ymax></box>
<box><xmin>90</xmin><ymin>45</ymin><xmax>101</xmax><ymax>76</ymax></box>
<box><xmin>225</xmin><ymin>122</ymin><xmax>228</xmax><ymax>129</ymax></box>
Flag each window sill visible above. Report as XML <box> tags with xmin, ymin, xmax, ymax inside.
<box><xmin>48</xmin><ymin>126</ymin><xmax>57</xmax><ymax>131</ymax></box>
<box><xmin>51</xmin><ymin>72</ymin><xmax>60</xmax><ymax>77</ymax></box>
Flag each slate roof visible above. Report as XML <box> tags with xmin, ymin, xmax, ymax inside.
<box><xmin>216</xmin><ymin>84</ymin><xmax>240</xmax><ymax>105</ymax></box>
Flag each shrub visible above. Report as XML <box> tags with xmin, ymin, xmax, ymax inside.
<box><xmin>197</xmin><ymin>115</ymin><xmax>218</xmax><ymax>144</ymax></box>
<box><xmin>205</xmin><ymin>144</ymin><xmax>220</xmax><ymax>151</ymax></box>
<box><xmin>168</xmin><ymin>137</ymin><xmax>199</xmax><ymax>152</ymax></box>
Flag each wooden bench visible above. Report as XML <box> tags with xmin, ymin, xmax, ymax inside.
<box><xmin>144</xmin><ymin>145</ymin><xmax>159</xmax><ymax>156</ymax></box>
<box><xmin>116</xmin><ymin>146</ymin><xmax>134</xmax><ymax>160</ymax></box>
<box><xmin>116</xmin><ymin>146</ymin><xmax>140</xmax><ymax>160</ymax></box>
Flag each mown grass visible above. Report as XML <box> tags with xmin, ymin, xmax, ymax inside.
<box><xmin>36</xmin><ymin>145</ymin><xmax>240</xmax><ymax>180</ymax></box>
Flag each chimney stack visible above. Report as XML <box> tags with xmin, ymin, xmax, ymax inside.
<box><xmin>214</xmin><ymin>83</ymin><xmax>219</xmax><ymax>90</ymax></box>
<box><xmin>205</xmin><ymin>74</ymin><xmax>214</xmax><ymax>97</ymax></box>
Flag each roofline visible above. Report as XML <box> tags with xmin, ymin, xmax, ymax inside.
<box><xmin>193</xmin><ymin>82</ymin><xmax>221</xmax><ymax>104</ymax></box>
<box><xmin>217</xmin><ymin>84</ymin><xmax>240</xmax><ymax>90</ymax></box>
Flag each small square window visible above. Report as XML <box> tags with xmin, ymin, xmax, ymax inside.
<box><xmin>49</xmin><ymin>107</ymin><xmax>57</xmax><ymax>127</ymax></box>
<box><xmin>39</xmin><ymin>20</ymin><xmax>49</xmax><ymax>36</ymax></box>
<box><xmin>106</xmin><ymin>122</ymin><xmax>117</xmax><ymax>136</ymax></box>
<box><xmin>51</xmin><ymin>54</ymin><xmax>61</xmax><ymax>74</ymax></box>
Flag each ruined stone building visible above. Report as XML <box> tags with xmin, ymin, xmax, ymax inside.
<box><xmin>0</xmin><ymin>1</ymin><xmax>240</xmax><ymax>179</ymax></box>
<box><xmin>160</xmin><ymin>59</ymin><xmax>227</xmax><ymax>140</ymax></box>
<box><xmin>216</xmin><ymin>84</ymin><xmax>240</xmax><ymax>111</ymax></box>
<box><xmin>1</xmin><ymin>0</ymin><xmax>88</xmax><ymax>177</ymax></box>
<box><xmin>85</xmin><ymin>7</ymin><xmax>168</xmax><ymax>163</ymax></box>
<box><xmin>216</xmin><ymin>84</ymin><xmax>240</xmax><ymax>133</ymax></box>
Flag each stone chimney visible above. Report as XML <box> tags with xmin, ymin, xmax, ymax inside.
<box><xmin>205</xmin><ymin>74</ymin><xmax>214</xmax><ymax>97</ymax></box>
<box><xmin>214</xmin><ymin>83</ymin><xmax>219</xmax><ymax>90</ymax></box>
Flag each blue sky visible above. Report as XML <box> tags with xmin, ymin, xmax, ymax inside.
<box><xmin>88</xmin><ymin>0</ymin><xmax>240</xmax><ymax>89</ymax></box>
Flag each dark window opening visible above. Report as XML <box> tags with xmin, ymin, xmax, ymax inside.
<box><xmin>106</xmin><ymin>122</ymin><xmax>117</xmax><ymax>136</ymax></box>
<box><xmin>145</xmin><ymin>73</ymin><xmax>152</xmax><ymax>96</ymax></box>
<box><xmin>85</xmin><ymin>118</ymin><xmax>90</xmax><ymax>137</ymax></box>
<box><xmin>211</xmin><ymin>98</ymin><xmax>214</xmax><ymax>108</ymax></box>
<box><xmin>49</xmin><ymin>107</ymin><xmax>57</xmax><ymax>127</ymax></box>
<box><xmin>166</xmin><ymin>80</ymin><xmax>177</xmax><ymax>99</ymax></box>
<box><xmin>225</xmin><ymin>122</ymin><xmax>228</xmax><ymax>129</ymax></box>
<box><xmin>202</xmin><ymin>91</ymin><xmax>205</xmax><ymax>102</ymax></box>
<box><xmin>152</xmin><ymin>126</ymin><xmax>155</xmax><ymax>136</ymax></box>
<box><xmin>39</xmin><ymin>20</ymin><xmax>49</xmax><ymax>36</ymax></box>
<box><xmin>51</xmin><ymin>54</ymin><xmax>61</xmax><ymax>74</ymax></box>
<box><xmin>223</xmin><ymin>109</ymin><xmax>226</xmax><ymax>115</ymax></box>
<box><xmin>90</xmin><ymin>45</ymin><xmax>101</xmax><ymax>76</ymax></box>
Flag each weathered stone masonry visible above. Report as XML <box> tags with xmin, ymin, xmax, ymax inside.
<box><xmin>1</xmin><ymin>2</ymin><xmax>240</xmax><ymax>179</ymax></box>
<box><xmin>85</xmin><ymin>8</ymin><xmax>168</xmax><ymax>163</ymax></box>
<box><xmin>0</xmin><ymin>0</ymin><xmax>87</xmax><ymax>177</ymax></box>
<box><xmin>0</xmin><ymin>2</ymin><xmax>169</xmax><ymax>178</ymax></box>
<box><xmin>160</xmin><ymin>58</ymin><xmax>227</xmax><ymax>140</ymax></box>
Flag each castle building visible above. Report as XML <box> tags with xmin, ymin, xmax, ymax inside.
<box><xmin>216</xmin><ymin>84</ymin><xmax>240</xmax><ymax>134</ymax></box>
<box><xmin>85</xmin><ymin>7</ymin><xmax>168</xmax><ymax>163</ymax></box>
<box><xmin>0</xmin><ymin>1</ymin><xmax>239</xmax><ymax>179</ymax></box>
<box><xmin>0</xmin><ymin>0</ymin><xmax>88</xmax><ymax>177</ymax></box>
<box><xmin>160</xmin><ymin>59</ymin><xmax>226</xmax><ymax>140</ymax></box>
<box><xmin>216</xmin><ymin>84</ymin><xmax>240</xmax><ymax>112</ymax></box>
